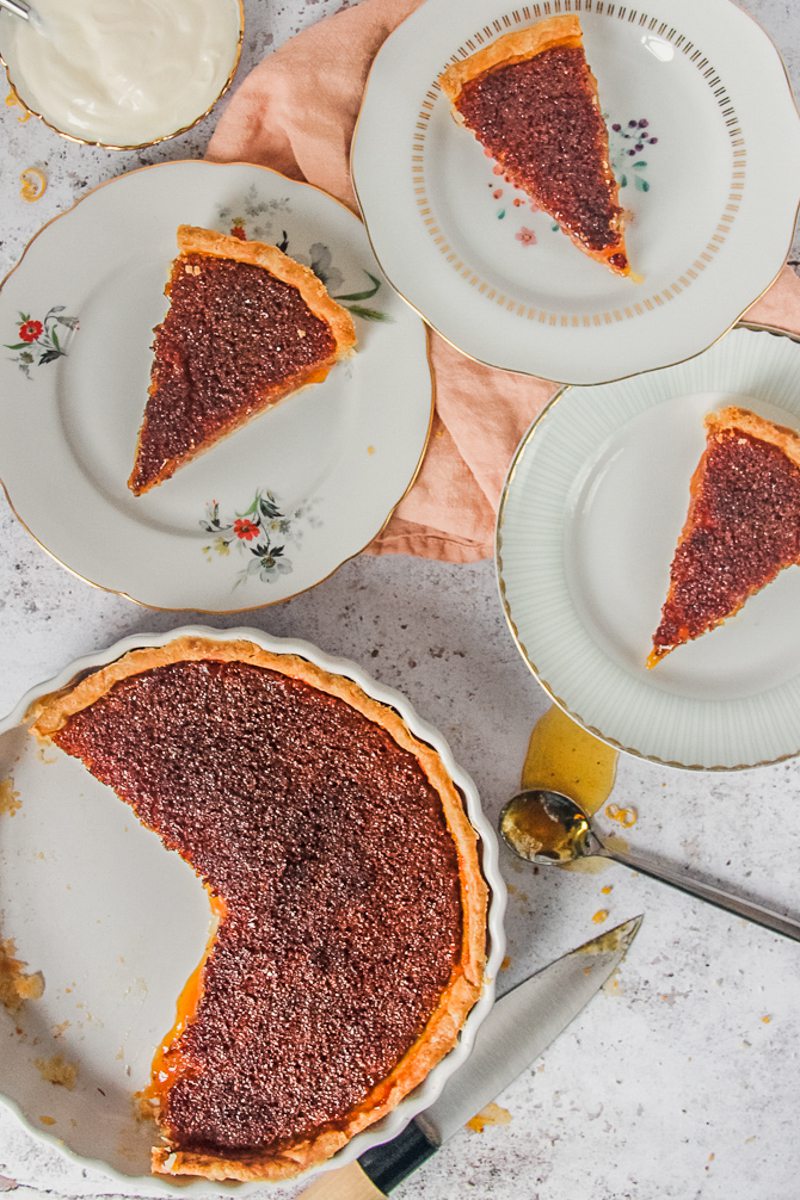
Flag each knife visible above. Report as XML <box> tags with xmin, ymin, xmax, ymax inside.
<box><xmin>299</xmin><ymin>915</ymin><xmax>643</xmax><ymax>1200</ymax></box>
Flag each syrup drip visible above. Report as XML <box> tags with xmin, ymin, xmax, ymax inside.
<box><xmin>520</xmin><ymin>706</ymin><xmax>624</xmax><ymax>872</ymax></box>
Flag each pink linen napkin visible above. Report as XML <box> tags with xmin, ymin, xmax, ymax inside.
<box><xmin>207</xmin><ymin>0</ymin><xmax>800</xmax><ymax>562</ymax></box>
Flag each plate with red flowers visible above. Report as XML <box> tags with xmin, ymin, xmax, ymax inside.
<box><xmin>0</xmin><ymin>160</ymin><xmax>432</xmax><ymax>611</ymax></box>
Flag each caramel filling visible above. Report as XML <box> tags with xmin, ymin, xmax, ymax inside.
<box><xmin>455</xmin><ymin>45</ymin><xmax>624</xmax><ymax>256</ymax></box>
<box><xmin>52</xmin><ymin>659</ymin><xmax>463</xmax><ymax>1159</ymax></box>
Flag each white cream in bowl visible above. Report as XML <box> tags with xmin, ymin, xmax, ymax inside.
<box><xmin>0</xmin><ymin>0</ymin><xmax>242</xmax><ymax>147</ymax></box>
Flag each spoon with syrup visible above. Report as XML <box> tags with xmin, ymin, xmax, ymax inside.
<box><xmin>500</xmin><ymin>788</ymin><xmax>800</xmax><ymax>943</ymax></box>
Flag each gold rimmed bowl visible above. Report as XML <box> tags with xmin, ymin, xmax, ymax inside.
<box><xmin>0</xmin><ymin>0</ymin><xmax>244</xmax><ymax>150</ymax></box>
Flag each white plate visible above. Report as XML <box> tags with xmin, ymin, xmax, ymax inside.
<box><xmin>0</xmin><ymin>626</ymin><xmax>506</xmax><ymax>1192</ymax></box>
<box><xmin>0</xmin><ymin>161</ymin><xmax>432</xmax><ymax>611</ymax></box>
<box><xmin>496</xmin><ymin>325</ymin><xmax>800</xmax><ymax>770</ymax></box>
<box><xmin>352</xmin><ymin>0</ymin><xmax>800</xmax><ymax>385</ymax></box>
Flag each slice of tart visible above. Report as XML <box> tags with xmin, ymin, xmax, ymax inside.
<box><xmin>128</xmin><ymin>227</ymin><xmax>357</xmax><ymax>496</ymax></box>
<box><xmin>439</xmin><ymin>15</ymin><xmax>631</xmax><ymax>276</ymax></box>
<box><xmin>649</xmin><ymin>407</ymin><xmax>800</xmax><ymax>666</ymax></box>
<box><xmin>27</xmin><ymin>637</ymin><xmax>487</xmax><ymax>1182</ymax></box>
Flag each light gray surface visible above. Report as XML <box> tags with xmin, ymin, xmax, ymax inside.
<box><xmin>1</xmin><ymin>2</ymin><xmax>800</xmax><ymax>1199</ymax></box>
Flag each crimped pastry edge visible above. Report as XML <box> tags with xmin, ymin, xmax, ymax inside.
<box><xmin>706</xmin><ymin>406</ymin><xmax>800</xmax><ymax>473</ymax></box>
<box><xmin>177</xmin><ymin>226</ymin><xmax>357</xmax><ymax>359</ymax></box>
<box><xmin>27</xmin><ymin>636</ymin><xmax>488</xmax><ymax>1182</ymax></box>
<box><xmin>439</xmin><ymin>14</ymin><xmax>582</xmax><ymax>102</ymax></box>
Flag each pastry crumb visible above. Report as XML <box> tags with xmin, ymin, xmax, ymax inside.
<box><xmin>605</xmin><ymin>803</ymin><xmax>638</xmax><ymax>828</ymax></box>
<box><xmin>34</xmin><ymin>1054</ymin><xmax>77</xmax><ymax>1089</ymax></box>
<box><xmin>500</xmin><ymin>954</ymin><xmax>512</xmax><ymax>971</ymax></box>
<box><xmin>466</xmin><ymin>1102</ymin><xmax>512</xmax><ymax>1134</ymax></box>
<box><xmin>0</xmin><ymin>939</ymin><xmax>44</xmax><ymax>1014</ymax></box>
<box><xmin>592</xmin><ymin>909</ymin><xmax>609</xmax><ymax>924</ymax></box>
<box><xmin>51</xmin><ymin>1020</ymin><xmax>70</xmax><ymax>1040</ymax></box>
<box><xmin>38</xmin><ymin>1115</ymin><xmax>56</xmax><ymax>1126</ymax></box>
<box><xmin>0</xmin><ymin>778</ymin><xmax>21</xmax><ymax>817</ymax></box>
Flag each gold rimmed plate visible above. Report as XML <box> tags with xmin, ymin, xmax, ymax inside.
<box><xmin>0</xmin><ymin>625</ymin><xmax>506</xmax><ymax>1191</ymax></box>
<box><xmin>0</xmin><ymin>161</ymin><xmax>433</xmax><ymax>611</ymax></box>
<box><xmin>496</xmin><ymin>324</ymin><xmax>800</xmax><ymax>771</ymax></box>
<box><xmin>351</xmin><ymin>0</ymin><xmax>800</xmax><ymax>385</ymax></box>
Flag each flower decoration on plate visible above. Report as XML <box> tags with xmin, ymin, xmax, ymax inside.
<box><xmin>485</xmin><ymin>114</ymin><xmax>659</xmax><ymax>243</ymax></box>
<box><xmin>609</xmin><ymin>116</ymin><xmax>659</xmax><ymax>193</ymax></box>
<box><xmin>4</xmin><ymin>306</ymin><xmax>79</xmax><ymax>379</ymax></box>
<box><xmin>201</xmin><ymin>488</ymin><xmax>322</xmax><ymax>587</ymax></box>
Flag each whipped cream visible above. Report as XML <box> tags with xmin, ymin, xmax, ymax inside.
<box><xmin>0</xmin><ymin>0</ymin><xmax>241</xmax><ymax>146</ymax></box>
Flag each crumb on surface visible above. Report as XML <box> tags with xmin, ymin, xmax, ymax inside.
<box><xmin>34</xmin><ymin>1054</ymin><xmax>77</xmax><ymax>1089</ymax></box>
<box><xmin>0</xmin><ymin>938</ymin><xmax>44</xmax><ymax>1014</ymax></box>
<box><xmin>0</xmin><ymin>778</ymin><xmax>21</xmax><ymax>817</ymax></box>
<box><xmin>500</xmin><ymin>954</ymin><xmax>512</xmax><ymax>971</ymax></box>
<box><xmin>466</xmin><ymin>1102</ymin><xmax>513</xmax><ymax>1134</ymax></box>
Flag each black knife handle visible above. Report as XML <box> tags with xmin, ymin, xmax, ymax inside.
<box><xmin>357</xmin><ymin>1119</ymin><xmax>439</xmax><ymax>1194</ymax></box>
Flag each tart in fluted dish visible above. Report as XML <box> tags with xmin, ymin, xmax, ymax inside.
<box><xmin>28</xmin><ymin>637</ymin><xmax>487</xmax><ymax>1181</ymax></box>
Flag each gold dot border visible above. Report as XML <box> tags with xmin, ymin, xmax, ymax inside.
<box><xmin>411</xmin><ymin>0</ymin><xmax>746</xmax><ymax>326</ymax></box>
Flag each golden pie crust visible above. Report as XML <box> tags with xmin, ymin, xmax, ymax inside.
<box><xmin>439</xmin><ymin>15</ymin><xmax>631</xmax><ymax>277</ymax></box>
<box><xmin>705</xmin><ymin>406</ymin><xmax>800</xmax><ymax>471</ymax></box>
<box><xmin>439</xmin><ymin>15</ymin><xmax>583</xmax><ymax>101</ymax></box>
<box><xmin>28</xmin><ymin>636</ymin><xmax>488</xmax><ymax>1182</ymax></box>
<box><xmin>175</xmin><ymin>226</ymin><xmax>357</xmax><ymax>359</ymax></box>
<box><xmin>128</xmin><ymin>227</ymin><xmax>357</xmax><ymax>495</ymax></box>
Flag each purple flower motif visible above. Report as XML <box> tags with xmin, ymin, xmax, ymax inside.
<box><xmin>638</xmin><ymin>118</ymin><xmax>649</xmax><ymax>128</ymax></box>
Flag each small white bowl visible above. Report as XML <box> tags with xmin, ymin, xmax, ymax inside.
<box><xmin>0</xmin><ymin>0</ymin><xmax>244</xmax><ymax>150</ymax></box>
<box><xmin>0</xmin><ymin>625</ymin><xmax>506</xmax><ymax>1192</ymax></box>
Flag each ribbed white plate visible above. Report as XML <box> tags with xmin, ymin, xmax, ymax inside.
<box><xmin>352</xmin><ymin>0</ymin><xmax>800</xmax><ymax>385</ymax></box>
<box><xmin>0</xmin><ymin>627</ymin><xmax>505</xmax><ymax>1192</ymax></box>
<box><xmin>497</xmin><ymin>325</ymin><xmax>800</xmax><ymax>769</ymax></box>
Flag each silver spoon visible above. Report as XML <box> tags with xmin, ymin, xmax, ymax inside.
<box><xmin>0</xmin><ymin>0</ymin><xmax>44</xmax><ymax>31</ymax></box>
<box><xmin>500</xmin><ymin>788</ymin><xmax>800</xmax><ymax>943</ymax></box>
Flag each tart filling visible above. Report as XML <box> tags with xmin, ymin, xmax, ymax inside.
<box><xmin>649</xmin><ymin>407</ymin><xmax>800</xmax><ymax>665</ymax></box>
<box><xmin>129</xmin><ymin>227</ymin><xmax>356</xmax><ymax>495</ymax></box>
<box><xmin>439</xmin><ymin>16</ymin><xmax>630</xmax><ymax>276</ymax></box>
<box><xmin>28</xmin><ymin>638</ymin><xmax>487</xmax><ymax>1181</ymax></box>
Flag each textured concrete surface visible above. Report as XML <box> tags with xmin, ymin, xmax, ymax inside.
<box><xmin>1</xmin><ymin>2</ymin><xmax>800</xmax><ymax>1198</ymax></box>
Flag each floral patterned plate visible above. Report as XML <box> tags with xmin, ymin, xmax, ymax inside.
<box><xmin>0</xmin><ymin>161</ymin><xmax>432</xmax><ymax>610</ymax></box>
<box><xmin>352</xmin><ymin>0</ymin><xmax>800</xmax><ymax>385</ymax></box>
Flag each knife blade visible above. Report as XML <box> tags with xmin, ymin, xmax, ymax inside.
<box><xmin>298</xmin><ymin>915</ymin><xmax>642</xmax><ymax>1200</ymax></box>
